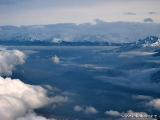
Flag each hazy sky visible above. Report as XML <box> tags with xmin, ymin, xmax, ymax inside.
<box><xmin>0</xmin><ymin>0</ymin><xmax>160</xmax><ymax>25</ymax></box>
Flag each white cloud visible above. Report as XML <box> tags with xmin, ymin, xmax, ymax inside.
<box><xmin>0</xmin><ymin>49</ymin><xmax>69</xmax><ymax>120</ymax></box>
<box><xmin>148</xmin><ymin>99</ymin><xmax>160</xmax><ymax>111</ymax></box>
<box><xmin>132</xmin><ymin>95</ymin><xmax>160</xmax><ymax>111</ymax></box>
<box><xmin>121</xmin><ymin>110</ymin><xmax>154</xmax><ymax>120</ymax></box>
<box><xmin>132</xmin><ymin>95</ymin><xmax>153</xmax><ymax>101</ymax></box>
<box><xmin>74</xmin><ymin>105</ymin><xmax>98</xmax><ymax>114</ymax></box>
<box><xmin>51</xmin><ymin>95</ymin><xmax>68</xmax><ymax>105</ymax></box>
<box><xmin>62</xmin><ymin>62</ymin><xmax>110</xmax><ymax>71</ymax></box>
<box><xmin>80</xmin><ymin>64</ymin><xmax>108</xmax><ymax>70</ymax></box>
<box><xmin>0</xmin><ymin>49</ymin><xmax>26</xmax><ymax>76</ymax></box>
<box><xmin>105</xmin><ymin>110</ymin><xmax>154</xmax><ymax>120</ymax></box>
<box><xmin>119</xmin><ymin>51</ymin><xmax>156</xmax><ymax>58</ymax></box>
<box><xmin>17</xmin><ymin>112</ymin><xmax>56</xmax><ymax>120</ymax></box>
<box><xmin>0</xmin><ymin>76</ymin><xmax>55</xmax><ymax>120</ymax></box>
<box><xmin>105</xmin><ymin>110</ymin><xmax>121</xmax><ymax>117</ymax></box>
<box><xmin>74</xmin><ymin>105</ymin><xmax>83</xmax><ymax>112</ymax></box>
<box><xmin>84</xmin><ymin>106</ymin><xmax>98</xmax><ymax>114</ymax></box>
<box><xmin>52</xmin><ymin>55</ymin><xmax>60</xmax><ymax>64</ymax></box>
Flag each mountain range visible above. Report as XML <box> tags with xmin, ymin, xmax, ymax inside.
<box><xmin>0</xmin><ymin>21</ymin><xmax>160</xmax><ymax>43</ymax></box>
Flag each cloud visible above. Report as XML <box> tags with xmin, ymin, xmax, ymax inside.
<box><xmin>17</xmin><ymin>112</ymin><xmax>56</xmax><ymax>120</ymax></box>
<box><xmin>51</xmin><ymin>95</ymin><xmax>68</xmax><ymax>107</ymax></box>
<box><xmin>148</xmin><ymin>12</ymin><xmax>157</xmax><ymax>15</ymax></box>
<box><xmin>80</xmin><ymin>64</ymin><xmax>109</xmax><ymax>70</ymax></box>
<box><xmin>0</xmin><ymin>76</ymin><xmax>56</xmax><ymax>120</ymax></box>
<box><xmin>124</xmin><ymin>12</ymin><xmax>136</xmax><ymax>15</ymax></box>
<box><xmin>74</xmin><ymin>105</ymin><xmax>83</xmax><ymax>112</ymax></box>
<box><xmin>52</xmin><ymin>55</ymin><xmax>60</xmax><ymax>64</ymax></box>
<box><xmin>144</xmin><ymin>18</ymin><xmax>154</xmax><ymax>23</ymax></box>
<box><xmin>132</xmin><ymin>95</ymin><xmax>160</xmax><ymax>111</ymax></box>
<box><xmin>148</xmin><ymin>99</ymin><xmax>160</xmax><ymax>111</ymax></box>
<box><xmin>119</xmin><ymin>51</ymin><xmax>156</xmax><ymax>58</ymax></box>
<box><xmin>84</xmin><ymin>106</ymin><xmax>98</xmax><ymax>114</ymax></box>
<box><xmin>0</xmin><ymin>0</ymin><xmax>107</xmax><ymax>6</ymax></box>
<box><xmin>62</xmin><ymin>62</ymin><xmax>110</xmax><ymax>70</ymax></box>
<box><xmin>105</xmin><ymin>110</ymin><xmax>121</xmax><ymax>117</ymax></box>
<box><xmin>0</xmin><ymin>48</ymin><xmax>69</xmax><ymax>120</ymax></box>
<box><xmin>0</xmin><ymin>49</ymin><xmax>26</xmax><ymax>76</ymax></box>
<box><xmin>121</xmin><ymin>110</ymin><xmax>154</xmax><ymax>120</ymax></box>
<box><xmin>74</xmin><ymin>105</ymin><xmax>98</xmax><ymax>114</ymax></box>
<box><xmin>0</xmin><ymin>76</ymin><xmax>68</xmax><ymax>120</ymax></box>
<box><xmin>132</xmin><ymin>95</ymin><xmax>153</xmax><ymax>101</ymax></box>
<box><xmin>0</xmin><ymin>0</ymin><xmax>160</xmax><ymax>25</ymax></box>
<box><xmin>105</xmin><ymin>110</ymin><xmax>154</xmax><ymax>120</ymax></box>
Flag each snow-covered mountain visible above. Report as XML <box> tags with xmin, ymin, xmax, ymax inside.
<box><xmin>117</xmin><ymin>36</ymin><xmax>160</xmax><ymax>52</ymax></box>
<box><xmin>134</xmin><ymin>36</ymin><xmax>160</xmax><ymax>48</ymax></box>
<box><xmin>0</xmin><ymin>21</ymin><xmax>160</xmax><ymax>43</ymax></box>
<box><xmin>141</xmin><ymin>37</ymin><xmax>160</xmax><ymax>48</ymax></box>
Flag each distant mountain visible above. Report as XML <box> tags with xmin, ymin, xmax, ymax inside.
<box><xmin>117</xmin><ymin>36</ymin><xmax>160</xmax><ymax>52</ymax></box>
<box><xmin>135</xmin><ymin>36</ymin><xmax>160</xmax><ymax>48</ymax></box>
<box><xmin>0</xmin><ymin>35</ymin><xmax>159</xmax><ymax>47</ymax></box>
<box><xmin>0</xmin><ymin>21</ymin><xmax>160</xmax><ymax>43</ymax></box>
<box><xmin>0</xmin><ymin>39</ymin><xmax>111</xmax><ymax>46</ymax></box>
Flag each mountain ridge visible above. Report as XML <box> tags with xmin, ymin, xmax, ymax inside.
<box><xmin>0</xmin><ymin>21</ymin><xmax>160</xmax><ymax>43</ymax></box>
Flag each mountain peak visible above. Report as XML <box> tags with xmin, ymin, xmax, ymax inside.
<box><xmin>136</xmin><ymin>36</ymin><xmax>160</xmax><ymax>48</ymax></box>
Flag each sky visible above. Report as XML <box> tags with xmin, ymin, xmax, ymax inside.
<box><xmin>0</xmin><ymin>0</ymin><xmax>160</xmax><ymax>25</ymax></box>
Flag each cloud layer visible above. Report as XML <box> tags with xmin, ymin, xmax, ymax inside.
<box><xmin>0</xmin><ymin>0</ymin><xmax>159</xmax><ymax>25</ymax></box>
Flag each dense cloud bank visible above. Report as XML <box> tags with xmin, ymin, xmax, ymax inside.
<box><xmin>0</xmin><ymin>49</ymin><xmax>26</xmax><ymax>76</ymax></box>
<box><xmin>17</xmin><ymin>113</ymin><xmax>56</xmax><ymax>120</ymax></box>
<box><xmin>0</xmin><ymin>76</ymin><xmax>57</xmax><ymax>120</ymax></box>
<box><xmin>0</xmin><ymin>21</ymin><xmax>160</xmax><ymax>43</ymax></box>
